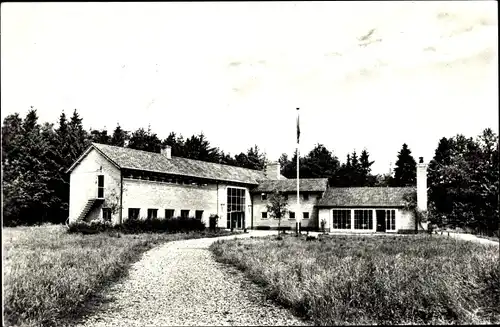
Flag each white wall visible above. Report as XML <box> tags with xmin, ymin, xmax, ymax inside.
<box><xmin>69</xmin><ymin>148</ymin><xmax>121</xmax><ymax>224</ymax></box>
<box><xmin>121</xmin><ymin>180</ymin><xmax>252</xmax><ymax>229</ymax></box>
<box><xmin>318</xmin><ymin>208</ymin><xmax>415</xmax><ymax>233</ymax></box>
<box><xmin>252</xmin><ymin>193</ymin><xmax>321</xmax><ymax>229</ymax></box>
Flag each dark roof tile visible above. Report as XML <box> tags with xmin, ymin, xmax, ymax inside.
<box><xmin>252</xmin><ymin>178</ymin><xmax>328</xmax><ymax>193</ymax></box>
<box><xmin>89</xmin><ymin>143</ymin><xmax>268</xmax><ymax>185</ymax></box>
<box><xmin>317</xmin><ymin>187</ymin><xmax>416</xmax><ymax>207</ymax></box>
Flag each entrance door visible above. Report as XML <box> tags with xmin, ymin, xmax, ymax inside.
<box><xmin>227</xmin><ymin>212</ymin><xmax>245</xmax><ymax>229</ymax></box>
<box><xmin>97</xmin><ymin>175</ymin><xmax>104</xmax><ymax>198</ymax></box>
<box><xmin>376</xmin><ymin>210</ymin><xmax>386</xmax><ymax>232</ymax></box>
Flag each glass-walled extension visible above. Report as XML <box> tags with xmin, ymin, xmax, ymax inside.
<box><xmin>227</xmin><ymin>187</ymin><xmax>246</xmax><ymax>229</ymax></box>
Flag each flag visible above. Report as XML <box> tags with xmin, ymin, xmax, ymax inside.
<box><xmin>296</xmin><ymin>108</ymin><xmax>300</xmax><ymax>144</ymax></box>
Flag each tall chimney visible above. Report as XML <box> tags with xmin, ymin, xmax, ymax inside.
<box><xmin>264</xmin><ymin>161</ymin><xmax>281</xmax><ymax>180</ymax></box>
<box><xmin>161</xmin><ymin>145</ymin><xmax>172</xmax><ymax>159</ymax></box>
<box><xmin>416</xmin><ymin>157</ymin><xmax>428</xmax><ymax>211</ymax></box>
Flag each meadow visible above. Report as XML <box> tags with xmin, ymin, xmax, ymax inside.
<box><xmin>210</xmin><ymin>234</ymin><xmax>500</xmax><ymax>325</ymax></box>
<box><xmin>3</xmin><ymin>224</ymin><xmax>234</xmax><ymax>327</ymax></box>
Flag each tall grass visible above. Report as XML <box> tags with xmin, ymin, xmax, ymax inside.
<box><xmin>3</xmin><ymin>224</ymin><xmax>234</xmax><ymax>327</ymax></box>
<box><xmin>210</xmin><ymin>234</ymin><xmax>500</xmax><ymax>325</ymax></box>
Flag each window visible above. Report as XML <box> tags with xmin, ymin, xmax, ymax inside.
<box><xmin>195</xmin><ymin>210</ymin><xmax>204</xmax><ymax>220</ymax></box>
<box><xmin>181</xmin><ymin>210</ymin><xmax>190</xmax><ymax>218</ymax></box>
<box><xmin>332</xmin><ymin>210</ymin><xmax>351</xmax><ymax>229</ymax></box>
<box><xmin>261</xmin><ymin>212</ymin><xmax>268</xmax><ymax>219</ymax></box>
<box><xmin>128</xmin><ymin>208</ymin><xmax>140</xmax><ymax>220</ymax></box>
<box><xmin>227</xmin><ymin>187</ymin><xmax>246</xmax><ymax>229</ymax></box>
<box><xmin>303</xmin><ymin>193</ymin><xmax>309</xmax><ymax>201</ymax></box>
<box><xmin>303</xmin><ymin>212</ymin><xmax>310</xmax><ymax>219</ymax></box>
<box><xmin>147</xmin><ymin>209</ymin><xmax>158</xmax><ymax>219</ymax></box>
<box><xmin>97</xmin><ymin>175</ymin><xmax>104</xmax><ymax>198</ymax></box>
<box><xmin>386</xmin><ymin>210</ymin><xmax>396</xmax><ymax>230</ymax></box>
<box><xmin>261</xmin><ymin>193</ymin><xmax>267</xmax><ymax>201</ymax></box>
<box><xmin>102</xmin><ymin>208</ymin><xmax>112</xmax><ymax>222</ymax></box>
<box><xmin>165</xmin><ymin>209</ymin><xmax>175</xmax><ymax>219</ymax></box>
<box><xmin>354</xmin><ymin>210</ymin><xmax>373</xmax><ymax>230</ymax></box>
<box><xmin>289</xmin><ymin>211</ymin><xmax>295</xmax><ymax>219</ymax></box>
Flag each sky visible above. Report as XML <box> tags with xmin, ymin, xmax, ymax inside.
<box><xmin>1</xmin><ymin>1</ymin><xmax>498</xmax><ymax>175</ymax></box>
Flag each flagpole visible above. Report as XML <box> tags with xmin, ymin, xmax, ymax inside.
<box><xmin>296</xmin><ymin>108</ymin><xmax>301</xmax><ymax>235</ymax></box>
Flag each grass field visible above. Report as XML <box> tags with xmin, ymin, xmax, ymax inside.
<box><xmin>3</xmin><ymin>224</ymin><xmax>236</xmax><ymax>327</ymax></box>
<box><xmin>210</xmin><ymin>234</ymin><xmax>500</xmax><ymax>325</ymax></box>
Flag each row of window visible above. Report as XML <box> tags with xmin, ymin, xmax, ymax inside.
<box><xmin>261</xmin><ymin>193</ymin><xmax>310</xmax><ymax>201</ymax></box>
<box><xmin>332</xmin><ymin>209</ymin><xmax>396</xmax><ymax>230</ymax></box>
<box><xmin>102</xmin><ymin>208</ymin><xmax>204</xmax><ymax>221</ymax></box>
<box><xmin>124</xmin><ymin>172</ymin><xmax>209</xmax><ymax>187</ymax></box>
<box><xmin>261</xmin><ymin>211</ymin><xmax>309</xmax><ymax>219</ymax></box>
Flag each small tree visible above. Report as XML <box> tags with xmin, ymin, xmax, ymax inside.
<box><xmin>266</xmin><ymin>190</ymin><xmax>289</xmax><ymax>235</ymax></box>
<box><xmin>403</xmin><ymin>191</ymin><xmax>428</xmax><ymax>233</ymax></box>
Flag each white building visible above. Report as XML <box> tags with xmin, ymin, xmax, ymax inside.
<box><xmin>67</xmin><ymin>143</ymin><xmax>428</xmax><ymax>232</ymax></box>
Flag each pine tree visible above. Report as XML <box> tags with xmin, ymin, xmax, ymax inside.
<box><xmin>68</xmin><ymin>109</ymin><xmax>90</xmax><ymax>159</ymax></box>
<box><xmin>246</xmin><ymin>145</ymin><xmax>267</xmax><ymax>170</ymax></box>
<box><xmin>110</xmin><ymin>124</ymin><xmax>129</xmax><ymax>147</ymax></box>
<box><xmin>359</xmin><ymin>149</ymin><xmax>375</xmax><ymax>185</ymax></box>
<box><xmin>89</xmin><ymin>128</ymin><xmax>110</xmax><ymax>144</ymax></box>
<box><xmin>183</xmin><ymin>132</ymin><xmax>220</xmax><ymax>162</ymax></box>
<box><xmin>393</xmin><ymin>143</ymin><xmax>417</xmax><ymax>186</ymax></box>
<box><xmin>301</xmin><ymin>144</ymin><xmax>339</xmax><ymax>179</ymax></box>
<box><xmin>428</xmin><ymin>137</ymin><xmax>455</xmax><ymax>225</ymax></box>
<box><xmin>2</xmin><ymin>113</ymin><xmax>23</xmax><ymax>166</ymax></box>
<box><xmin>162</xmin><ymin>132</ymin><xmax>186</xmax><ymax>157</ymax></box>
<box><xmin>128</xmin><ymin>126</ymin><xmax>162</xmax><ymax>152</ymax></box>
<box><xmin>3</xmin><ymin>108</ymin><xmax>53</xmax><ymax>225</ymax></box>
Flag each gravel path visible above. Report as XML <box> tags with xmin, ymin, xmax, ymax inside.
<box><xmin>440</xmin><ymin>231</ymin><xmax>499</xmax><ymax>246</ymax></box>
<box><xmin>75</xmin><ymin>232</ymin><xmax>310</xmax><ymax>327</ymax></box>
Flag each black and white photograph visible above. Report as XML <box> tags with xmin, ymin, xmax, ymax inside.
<box><xmin>2</xmin><ymin>1</ymin><xmax>498</xmax><ymax>326</ymax></box>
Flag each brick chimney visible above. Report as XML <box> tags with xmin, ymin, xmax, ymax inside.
<box><xmin>264</xmin><ymin>161</ymin><xmax>281</xmax><ymax>180</ymax></box>
<box><xmin>416</xmin><ymin>157</ymin><xmax>428</xmax><ymax>211</ymax></box>
<box><xmin>161</xmin><ymin>145</ymin><xmax>172</xmax><ymax>159</ymax></box>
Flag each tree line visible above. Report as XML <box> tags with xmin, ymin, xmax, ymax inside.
<box><xmin>2</xmin><ymin>107</ymin><xmax>499</xmax><ymax>236</ymax></box>
<box><xmin>279</xmin><ymin>142</ymin><xmax>418</xmax><ymax>187</ymax></box>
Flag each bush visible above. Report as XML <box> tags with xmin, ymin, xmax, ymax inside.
<box><xmin>278</xmin><ymin>226</ymin><xmax>291</xmax><ymax>234</ymax></box>
<box><xmin>255</xmin><ymin>225</ymin><xmax>271</xmax><ymax>230</ymax></box>
<box><xmin>69</xmin><ymin>217</ymin><xmax>205</xmax><ymax>234</ymax></box>
<box><xmin>209</xmin><ymin>214</ymin><xmax>219</xmax><ymax>231</ymax></box>
<box><xmin>68</xmin><ymin>220</ymin><xmax>112</xmax><ymax>234</ymax></box>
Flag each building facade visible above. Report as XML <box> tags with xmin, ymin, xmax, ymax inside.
<box><xmin>67</xmin><ymin>143</ymin><xmax>428</xmax><ymax>232</ymax></box>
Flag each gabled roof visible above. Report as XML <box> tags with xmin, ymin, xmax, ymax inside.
<box><xmin>67</xmin><ymin>143</ymin><xmax>271</xmax><ymax>185</ymax></box>
<box><xmin>317</xmin><ymin>187</ymin><xmax>415</xmax><ymax>207</ymax></box>
<box><xmin>252</xmin><ymin>178</ymin><xmax>329</xmax><ymax>193</ymax></box>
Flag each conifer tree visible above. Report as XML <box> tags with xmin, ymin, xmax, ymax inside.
<box><xmin>393</xmin><ymin>143</ymin><xmax>417</xmax><ymax>186</ymax></box>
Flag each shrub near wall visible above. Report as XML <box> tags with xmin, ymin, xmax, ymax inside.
<box><xmin>68</xmin><ymin>217</ymin><xmax>205</xmax><ymax>234</ymax></box>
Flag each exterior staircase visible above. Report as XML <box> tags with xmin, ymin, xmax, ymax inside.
<box><xmin>77</xmin><ymin>198</ymin><xmax>104</xmax><ymax>221</ymax></box>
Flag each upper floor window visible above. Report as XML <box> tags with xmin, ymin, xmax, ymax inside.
<box><xmin>303</xmin><ymin>212</ymin><xmax>310</xmax><ymax>219</ymax></box>
<box><xmin>289</xmin><ymin>211</ymin><xmax>295</xmax><ymax>219</ymax></box>
<box><xmin>261</xmin><ymin>193</ymin><xmax>267</xmax><ymax>201</ymax></box>
<box><xmin>261</xmin><ymin>212</ymin><xmax>268</xmax><ymax>219</ymax></box>
<box><xmin>303</xmin><ymin>193</ymin><xmax>309</xmax><ymax>201</ymax></box>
